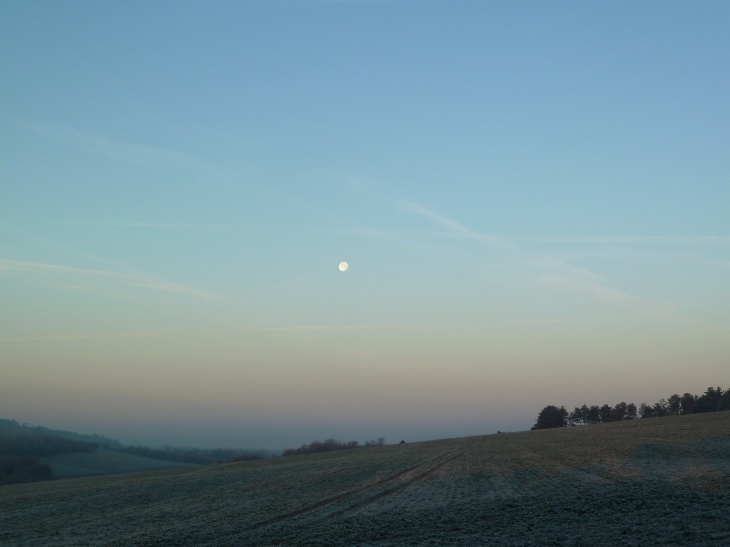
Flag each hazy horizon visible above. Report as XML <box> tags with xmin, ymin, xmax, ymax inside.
<box><xmin>2</xmin><ymin>1</ymin><xmax>729</xmax><ymax>450</ymax></box>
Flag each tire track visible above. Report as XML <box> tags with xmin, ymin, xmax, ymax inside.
<box><xmin>250</xmin><ymin>442</ymin><xmax>473</xmax><ymax>530</ymax></box>
<box><xmin>323</xmin><ymin>454</ymin><xmax>462</xmax><ymax>521</ymax></box>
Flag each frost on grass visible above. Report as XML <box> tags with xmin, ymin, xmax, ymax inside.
<box><xmin>1</xmin><ymin>412</ymin><xmax>729</xmax><ymax>546</ymax></box>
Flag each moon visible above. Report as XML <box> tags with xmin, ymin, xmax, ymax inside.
<box><xmin>339</xmin><ymin>262</ymin><xmax>348</xmax><ymax>272</ymax></box>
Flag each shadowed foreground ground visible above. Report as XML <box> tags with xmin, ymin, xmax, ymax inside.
<box><xmin>1</xmin><ymin>412</ymin><xmax>729</xmax><ymax>546</ymax></box>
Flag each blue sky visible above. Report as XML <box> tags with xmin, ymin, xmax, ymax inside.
<box><xmin>1</xmin><ymin>1</ymin><xmax>729</xmax><ymax>448</ymax></box>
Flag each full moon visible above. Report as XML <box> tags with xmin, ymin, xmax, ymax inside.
<box><xmin>339</xmin><ymin>262</ymin><xmax>348</xmax><ymax>272</ymax></box>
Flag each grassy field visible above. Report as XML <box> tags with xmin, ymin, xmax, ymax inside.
<box><xmin>1</xmin><ymin>412</ymin><xmax>729</xmax><ymax>546</ymax></box>
<box><xmin>40</xmin><ymin>449</ymin><xmax>195</xmax><ymax>479</ymax></box>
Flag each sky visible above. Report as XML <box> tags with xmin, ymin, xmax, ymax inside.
<box><xmin>1</xmin><ymin>0</ymin><xmax>729</xmax><ymax>450</ymax></box>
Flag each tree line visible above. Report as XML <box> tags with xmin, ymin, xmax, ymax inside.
<box><xmin>0</xmin><ymin>418</ymin><xmax>120</xmax><ymax>448</ymax></box>
<box><xmin>116</xmin><ymin>445</ymin><xmax>268</xmax><ymax>464</ymax></box>
<box><xmin>533</xmin><ymin>386</ymin><xmax>730</xmax><ymax>430</ymax></box>
<box><xmin>283</xmin><ymin>437</ymin><xmax>385</xmax><ymax>457</ymax></box>
<box><xmin>0</xmin><ymin>421</ymin><xmax>99</xmax><ymax>486</ymax></box>
<box><xmin>0</xmin><ymin>418</ymin><xmax>278</xmax><ymax>486</ymax></box>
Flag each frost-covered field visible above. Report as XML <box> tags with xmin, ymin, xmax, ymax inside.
<box><xmin>1</xmin><ymin>412</ymin><xmax>729</xmax><ymax>546</ymax></box>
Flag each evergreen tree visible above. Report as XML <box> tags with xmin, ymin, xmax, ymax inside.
<box><xmin>667</xmin><ymin>394</ymin><xmax>681</xmax><ymax>415</ymax></box>
<box><xmin>586</xmin><ymin>405</ymin><xmax>600</xmax><ymax>424</ymax></box>
<box><xmin>625</xmin><ymin>403</ymin><xmax>637</xmax><ymax>420</ymax></box>
<box><xmin>721</xmin><ymin>388</ymin><xmax>730</xmax><ymax>411</ymax></box>
<box><xmin>680</xmin><ymin>393</ymin><xmax>696</xmax><ymax>415</ymax></box>
<box><xmin>531</xmin><ymin>406</ymin><xmax>568</xmax><ymax>429</ymax></box>
<box><xmin>599</xmin><ymin>404</ymin><xmax>614</xmax><ymax>423</ymax></box>
<box><xmin>613</xmin><ymin>402</ymin><xmax>628</xmax><ymax>421</ymax></box>
<box><xmin>653</xmin><ymin>399</ymin><xmax>669</xmax><ymax>417</ymax></box>
<box><xmin>639</xmin><ymin>403</ymin><xmax>654</xmax><ymax>419</ymax></box>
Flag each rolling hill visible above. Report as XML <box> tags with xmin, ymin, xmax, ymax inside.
<box><xmin>39</xmin><ymin>449</ymin><xmax>195</xmax><ymax>479</ymax></box>
<box><xmin>1</xmin><ymin>412</ymin><xmax>729</xmax><ymax>546</ymax></box>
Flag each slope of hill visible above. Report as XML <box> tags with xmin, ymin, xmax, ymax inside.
<box><xmin>1</xmin><ymin>412</ymin><xmax>729</xmax><ymax>546</ymax></box>
<box><xmin>0</xmin><ymin>418</ymin><xmax>271</xmax><ymax>485</ymax></box>
<box><xmin>39</xmin><ymin>449</ymin><xmax>195</xmax><ymax>479</ymax></box>
<box><xmin>0</xmin><ymin>420</ymin><xmax>101</xmax><ymax>485</ymax></box>
<box><xmin>0</xmin><ymin>419</ymin><xmax>121</xmax><ymax>449</ymax></box>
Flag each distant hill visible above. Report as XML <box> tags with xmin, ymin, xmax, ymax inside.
<box><xmin>3</xmin><ymin>412</ymin><xmax>729</xmax><ymax>546</ymax></box>
<box><xmin>0</xmin><ymin>418</ymin><xmax>275</xmax><ymax>486</ymax></box>
<box><xmin>40</xmin><ymin>449</ymin><xmax>195</xmax><ymax>479</ymax></box>
<box><xmin>0</xmin><ymin>419</ymin><xmax>121</xmax><ymax>449</ymax></box>
<box><xmin>0</xmin><ymin>419</ymin><xmax>106</xmax><ymax>486</ymax></box>
<box><xmin>114</xmin><ymin>445</ymin><xmax>274</xmax><ymax>465</ymax></box>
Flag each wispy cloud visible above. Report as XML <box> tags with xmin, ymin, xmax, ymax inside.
<box><xmin>0</xmin><ymin>260</ymin><xmax>218</xmax><ymax>299</ymax></box>
<box><xmin>399</xmin><ymin>202</ymin><xmax>506</xmax><ymax>246</ymax></box>
<box><xmin>400</xmin><ymin>202</ymin><xmax>476</xmax><ymax>237</ymax></box>
<box><xmin>526</xmin><ymin>255</ymin><xmax>674</xmax><ymax>312</ymax></box>
<box><xmin>399</xmin><ymin>203</ymin><xmax>730</xmax><ymax>248</ymax></box>
<box><xmin>398</xmin><ymin>202</ymin><xmax>675</xmax><ymax>314</ymax></box>
<box><xmin>537</xmin><ymin>275</ymin><xmax>629</xmax><ymax>303</ymax></box>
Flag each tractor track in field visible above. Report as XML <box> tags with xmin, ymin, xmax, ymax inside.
<box><xmin>321</xmin><ymin>453</ymin><xmax>462</xmax><ymax>521</ymax></box>
<box><xmin>4</xmin><ymin>414</ymin><xmax>730</xmax><ymax>547</ymax></box>
<box><xmin>250</xmin><ymin>441</ymin><xmax>474</xmax><ymax>531</ymax></box>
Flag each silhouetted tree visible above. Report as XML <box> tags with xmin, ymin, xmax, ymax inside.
<box><xmin>680</xmin><ymin>393</ymin><xmax>697</xmax><ymax>415</ymax></box>
<box><xmin>283</xmin><ymin>438</ymin><xmax>360</xmax><ymax>456</ymax></box>
<box><xmin>598</xmin><ymin>404</ymin><xmax>612</xmax><ymax>423</ymax></box>
<box><xmin>542</xmin><ymin>383</ymin><xmax>728</xmax><ymax>431</ymax></box>
<box><xmin>667</xmin><ymin>394</ymin><xmax>681</xmax><ymax>415</ymax></box>
<box><xmin>613</xmin><ymin>402</ymin><xmax>628</xmax><ymax>421</ymax></box>
<box><xmin>583</xmin><ymin>405</ymin><xmax>601</xmax><ymax>424</ymax></box>
<box><xmin>570</xmin><ymin>405</ymin><xmax>588</xmax><ymax>425</ymax></box>
<box><xmin>531</xmin><ymin>406</ymin><xmax>568</xmax><ymax>429</ymax></box>
<box><xmin>578</xmin><ymin>405</ymin><xmax>589</xmax><ymax>423</ymax></box>
<box><xmin>695</xmin><ymin>387</ymin><xmax>724</xmax><ymax>413</ymax></box>
<box><xmin>625</xmin><ymin>403</ymin><xmax>637</xmax><ymax>420</ymax></box>
<box><xmin>722</xmin><ymin>388</ymin><xmax>730</xmax><ymax>411</ymax></box>
<box><xmin>639</xmin><ymin>403</ymin><xmax>654</xmax><ymax>419</ymax></box>
<box><xmin>573</xmin><ymin>405</ymin><xmax>593</xmax><ymax>425</ymax></box>
<box><xmin>568</xmin><ymin>407</ymin><xmax>584</xmax><ymax>426</ymax></box>
<box><xmin>653</xmin><ymin>399</ymin><xmax>669</xmax><ymax>417</ymax></box>
<box><xmin>364</xmin><ymin>438</ymin><xmax>386</xmax><ymax>447</ymax></box>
